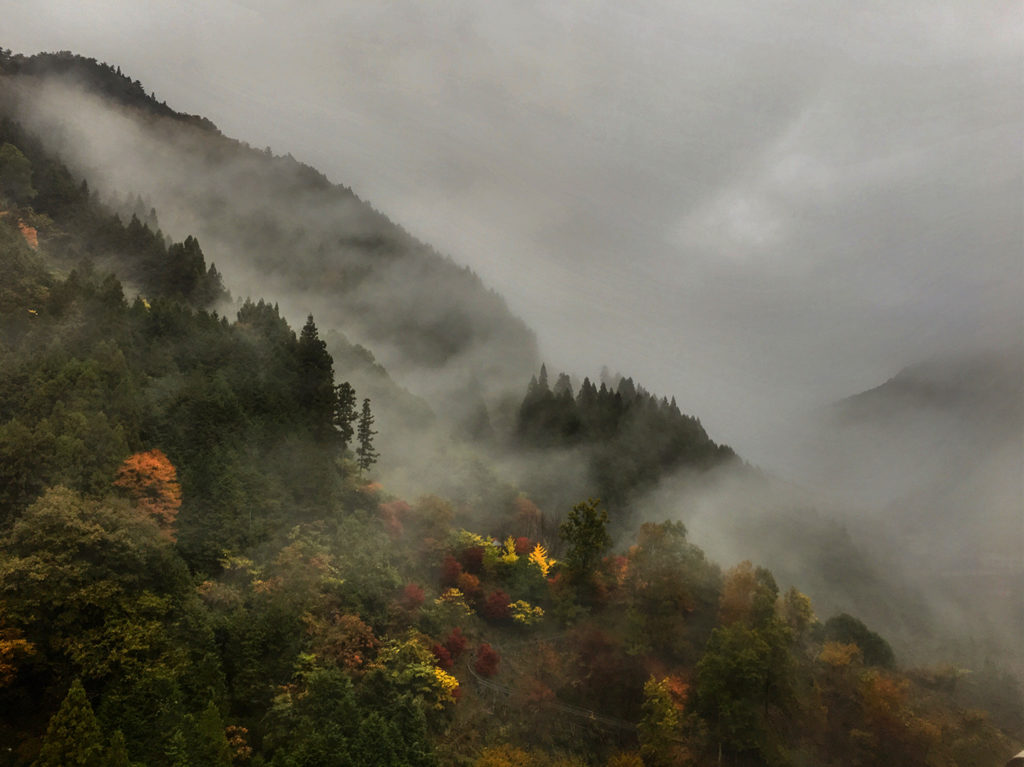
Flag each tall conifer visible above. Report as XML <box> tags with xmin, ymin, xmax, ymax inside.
<box><xmin>296</xmin><ymin>315</ymin><xmax>337</xmax><ymax>442</ymax></box>
<box><xmin>356</xmin><ymin>398</ymin><xmax>379</xmax><ymax>474</ymax></box>
<box><xmin>334</xmin><ymin>381</ymin><xmax>358</xmax><ymax>451</ymax></box>
<box><xmin>33</xmin><ymin>678</ymin><xmax>105</xmax><ymax>767</ymax></box>
<box><xmin>193</xmin><ymin>701</ymin><xmax>233</xmax><ymax>767</ymax></box>
<box><xmin>106</xmin><ymin>731</ymin><xmax>131</xmax><ymax>767</ymax></box>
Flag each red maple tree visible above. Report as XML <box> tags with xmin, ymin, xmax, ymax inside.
<box><xmin>474</xmin><ymin>643</ymin><xmax>500</xmax><ymax>677</ymax></box>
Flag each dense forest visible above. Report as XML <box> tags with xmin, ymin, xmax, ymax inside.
<box><xmin>0</xmin><ymin>51</ymin><xmax>1021</xmax><ymax>766</ymax></box>
<box><xmin>515</xmin><ymin>365</ymin><xmax>736</xmax><ymax>510</ymax></box>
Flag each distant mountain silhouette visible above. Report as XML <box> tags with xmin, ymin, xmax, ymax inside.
<box><xmin>832</xmin><ymin>348</ymin><xmax>1023</xmax><ymax>433</ymax></box>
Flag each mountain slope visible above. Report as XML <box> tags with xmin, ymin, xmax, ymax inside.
<box><xmin>0</xmin><ymin>50</ymin><xmax>754</xmax><ymax>519</ymax></box>
<box><xmin>0</xmin><ymin>51</ymin><xmax>539</xmax><ymax>421</ymax></box>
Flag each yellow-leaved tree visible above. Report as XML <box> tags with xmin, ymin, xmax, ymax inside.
<box><xmin>528</xmin><ymin>542</ymin><xmax>556</xmax><ymax>577</ymax></box>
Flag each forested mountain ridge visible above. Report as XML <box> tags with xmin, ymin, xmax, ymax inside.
<box><xmin>0</xmin><ymin>49</ymin><xmax>539</xmax><ymax>421</ymax></box>
<box><xmin>0</xmin><ymin>49</ymin><xmax>218</xmax><ymax>131</ymax></box>
<box><xmin>0</xmin><ymin>49</ymin><xmax>748</xmax><ymax>522</ymax></box>
<box><xmin>0</xmin><ymin>49</ymin><xmax>1021</xmax><ymax>766</ymax></box>
<box><xmin>0</xmin><ymin>50</ymin><xmax>744</xmax><ymax>539</ymax></box>
<box><xmin>0</xmin><ymin>117</ymin><xmax>228</xmax><ymax>311</ymax></box>
<box><xmin>514</xmin><ymin>365</ymin><xmax>737</xmax><ymax>512</ymax></box>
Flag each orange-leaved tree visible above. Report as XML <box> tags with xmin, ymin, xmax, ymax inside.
<box><xmin>113</xmin><ymin>449</ymin><xmax>182</xmax><ymax>539</ymax></box>
<box><xmin>0</xmin><ymin>624</ymin><xmax>34</xmax><ymax>688</ymax></box>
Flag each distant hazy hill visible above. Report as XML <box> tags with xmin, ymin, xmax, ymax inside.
<box><xmin>788</xmin><ymin>347</ymin><xmax>1022</xmax><ymax>506</ymax></box>
<box><xmin>833</xmin><ymin>347</ymin><xmax>1023</xmax><ymax>557</ymax></box>
<box><xmin>832</xmin><ymin>349</ymin><xmax>1023</xmax><ymax>432</ymax></box>
<box><xmin>802</xmin><ymin>348</ymin><xmax>1024</xmax><ymax>664</ymax></box>
<box><xmin>0</xmin><ymin>50</ymin><xmax>539</xmax><ymax>420</ymax></box>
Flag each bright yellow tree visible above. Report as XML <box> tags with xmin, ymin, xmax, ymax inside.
<box><xmin>528</xmin><ymin>543</ymin><xmax>556</xmax><ymax>577</ymax></box>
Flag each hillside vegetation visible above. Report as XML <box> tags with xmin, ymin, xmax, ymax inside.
<box><xmin>0</xmin><ymin>52</ymin><xmax>1021</xmax><ymax>766</ymax></box>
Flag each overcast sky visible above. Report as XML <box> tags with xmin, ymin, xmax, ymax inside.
<box><xmin>5</xmin><ymin>1</ymin><xmax>1022</xmax><ymax>466</ymax></box>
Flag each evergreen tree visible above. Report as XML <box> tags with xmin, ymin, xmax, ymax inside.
<box><xmin>823</xmin><ymin>613</ymin><xmax>895</xmax><ymax>668</ymax></box>
<box><xmin>164</xmin><ymin>729</ymin><xmax>191</xmax><ymax>767</ymax></box>
<box><xmin>296</xmin><ymin>315</ymin><xmax>337</xmax><ymax>442</ymax></box>
<box><xmin>265</xmin><ymin>666</ymin><xmax>359</xmax><ymax>766</ymax></box>
<box><xmin>553</xmin><ymin>372</ymin><xmax>574</xmax><ymax>398</ymax></box>
<box><xmin>356</xmin><ymin>398</ymin><xmax>379</xmax><ymax>474</ymax></box>
<box><xmin>694</xmin><ymin>623</ymin><xmax>774</xmax><ymax>760</ymax></box>
<box><xmin>517</xmin><ymin>364</ymin><xmax>581</xmax><ymax>446</ymax></box>
<box><xmin>33</xmin><ymin>678</ymin><xmax>105</xmax><ymax>767</ymax></box>
<box><xmin>334</xmin><ymin>381</ymin><xmax>359</xmax><ymax>451</ymax></box>
<box><xmin>193</xmin><ymin>700</ymin><xmax>233</xmax><ymax>767</ymax></box>
<box><xmin>577</xmin><ymin>376</ymin><xmax>597</xmax><ymax>411</ymax></box>
<box><xmin>106</xmin><ymin>731</ymin><xmax>131</xmax><ymax>767</ymax></box>
<box><xmin>165</xmin><ymin>236</ymin><xmax>207</xmax><ymax>301</ymax></box>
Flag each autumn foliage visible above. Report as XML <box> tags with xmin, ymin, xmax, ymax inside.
<box><xmin>444</xmin><ymin>627</ymin><xmax>468</xmax><ymax>659</ymax></box>
<box><xmin>460</xmin><ymin>545</ymin><xmax>484</xmax><ymax>574</ymax></box>
<box><xmin>400</xmin><ymin>582</ymin><xmax>425</xmax><ymax>612</ymax></box>
<box><xmin>717</xmin><ymin>560</ymin><xmax>758</xmax><ymax>625</ymax></box>
<box><xmin>112</xmin><ymin>449</ymin><xmax>181</xmax><ymax>538</ymax></box>
<box><xmin>440</xmin><ymin>554</ymin><xmax>463</xmax><ymax>587</ymax></box>
<box><xmin>304</xmin><ymin>612</ymin><xmax>378</xmax><ymax>671</ymax></box>
<box><xmin>3</xmin><ymin>123</ymin><xmax>1016</xmax><ymax>766</ymax></box>
<box><xmin>481</xmin><ymin>590</ymin><xmax>511</xmax><ymax>621</ymax></box>
<box><xmin>512</xmin><ymin>496</ymin><xmax>542</xmax><ymax>539</ymax></box>
<box><xmin>17</xmin><ymin>220</ymin><xmax>38</xmax><ymax>249</ymax></box>
<box><xmin>456</xmin><ymin>572</ymin><xmax>482</xmax><ymax>603</ymax></box>
<box><xmin>431</xmin><ymin>643</ymin><xmax>453</xmax><ymax>669</ymax></box>
<box><xmin>0</xmin><ymin>626</ymin><xmax>34</xmax><ymax>687</ymax></box>
<box><xmin>225</xmin><ymin>726</ymin><xmax>253</xmax><ymax>764</ymax></box>
<box><xmin>527</xmin><ymin>543</ymin><xmax>556</xmax><ymax>578</ymax></box>
<box><xmin>473</xmin><ymin>643</ymin><xmax>500</xmax><ymax>677</ymax></box>
<box><xmin>378</xmin><ymin>499</ymin><xmax>411</xmax><ymax>538</ymax></box>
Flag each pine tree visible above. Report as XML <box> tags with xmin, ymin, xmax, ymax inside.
<box><xmin>356</xmin><ymin>398</ymin><xmax>379</xmax><ymax>474</ymax></box>
<box><xmin>296</xmin><ymin>315</ymin><xmax>337</xmax><ymax>442</ymax></box>
<box><xmin>334</xmin><ymin>381</ymin><xmax>359</xmax><ymax>451</ymax></box>
<box><xmin>33</xmin><ymin>678</ymin><xmax>105</xmax><ymax>767</ymax></box>
<box><xmin>537</xmin><ymin>363</ymin><xmax>549</xmax><ymax>392</ymax></box>
<box><xmin>553</xmin><ymin>372</ymin><xmax>574</xmax><ymax>398</ymax></box>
